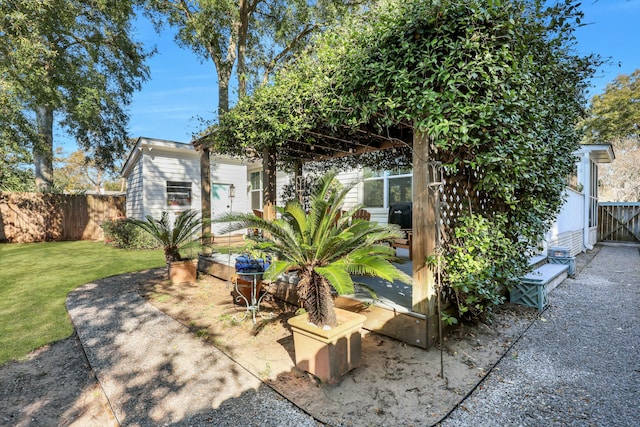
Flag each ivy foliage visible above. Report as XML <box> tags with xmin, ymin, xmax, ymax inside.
<box><xmin>429</xmin><ymin>214</ymin><xmax>525</xmax><ymax>323</ymax></box>
<box><xmin>209</xmin><ymin>0</ymin><xmax>600</xmax><ymax>320</ymax></box>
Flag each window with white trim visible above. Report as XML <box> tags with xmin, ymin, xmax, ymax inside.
<box><xmin>167</xmin><ymin>181</ymin><xmax>192</xmax><ymax>207</ymax></box>
<box><xmin>250</xmin><ymin>171</ymin><xmax>263</xmax><ymax>210</ymax></box>
<box><xmin>363</xmin><ymin>167</ymin><xmax>412</xmax><ymax>208</ymax></box>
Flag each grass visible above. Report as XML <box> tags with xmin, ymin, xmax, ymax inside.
<box><xmin>0</xmin><ymin>241</ymin><xmax>165</xmax><ymax>366</ymax></box>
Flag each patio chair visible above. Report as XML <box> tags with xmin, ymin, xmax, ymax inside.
<box><xmin>391</xmin><ymin>230</ymin><xmax>412</xmax><ymax>260</ymax></box>
<box><xmin>352</xmin><ymin>208</ymin><xmax>371</xmax><ymax>221</ymax></box>
<box><xmin>250</xmin><ymin>210</ymin><xmax>264</xmax><ymax>237</ymax></box>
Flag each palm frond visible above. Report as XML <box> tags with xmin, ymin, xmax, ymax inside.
<box><xmin>263</xmin><ymin>259</ymin><xmax>295</xmax><ymax>281</ymax></box>
<box><xmin>315</xmin><ymin>264</ymin><xmax>355</xmax><ymax>295</ymax></box>
<box><xmin>129</xmin><ymin>210</ymin><xmax>204</xmax><ymax>263</ymax></box>
<box><xmin>338</xmin><ymin>256</ymin><xmax>413</xmax><ymax>285</ymax></box>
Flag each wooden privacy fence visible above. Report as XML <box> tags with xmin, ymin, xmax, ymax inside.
<box><xmin>0</xmin><ymin>193</ymin><xmax>125</xmax><ymax>243</ymax></box>
<box><xmin>598</xmin><ymin>202</ymin><xmax>640</xmax><ymax>243</ymax></box>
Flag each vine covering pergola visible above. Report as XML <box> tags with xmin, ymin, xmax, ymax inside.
<box><xmin>200</xmin><ymin>0</ymin><xmax>599</xmax><ymax>343</ymax></box>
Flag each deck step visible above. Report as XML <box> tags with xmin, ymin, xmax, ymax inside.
<box><xmin>528</xmin><ymin>254</ymin><xmax>548</xmax><ymax>269</ymax></box>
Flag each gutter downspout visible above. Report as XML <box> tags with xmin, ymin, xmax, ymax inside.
<box><xmin>582</xmin><ymin>152</ymin><xmax>593</xmax><ymax>252</ymax></box>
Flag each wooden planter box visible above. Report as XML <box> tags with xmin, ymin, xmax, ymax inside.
<box><xmin>548</xmin><ymin>256</ymin><xmax>576</xmax><ymax>276</ymax></box>
<box><xmin>169</xmin><ymin>260</ymin><xmax>197</xmax><ymax>284</ymax></box>
<box><xmin>233</xmin><ymin>274</ymin><xmax>263</xmax><ymax>304</ymax></box>
<box><xmin>288</xmin><ymin>307</ymin><xmax>366</xmax><ymax>384</ymax></box>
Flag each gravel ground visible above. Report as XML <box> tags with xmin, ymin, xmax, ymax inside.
<box><xmin>439</xmin><ymin>243</ymin><xmax>640</xmax><ymax>427</ymax></box>
<box><xmin>66</xmin><ymin>270</ymin><xmax>321</xmax><ymax>427</ymax></box>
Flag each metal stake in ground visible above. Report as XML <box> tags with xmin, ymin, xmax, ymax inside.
<box><xmin>428</xmin><ymin>161</ymin><xmax>445</xmax><ymax>379</ymax></box>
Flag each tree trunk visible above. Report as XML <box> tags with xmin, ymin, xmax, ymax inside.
<box><xmin>200</xmin><ymin>147</ymin><xmax>212</xmax><ymax>251</ymax></box>
<box><xmin>34</xmin><ymin>105</ymin><xmax>54</xmax><ymax>192</ymax></box>
<box><xmin>237</xmin><ymin>0</ymin><xmax>249</xmax><ymax>99</ymax></box>
<box><xmin>298</xmin><ymin>270</ymin><xmax>337</xmax><ymax>328</ymax></box>
<box><xmin>200</xmin><ymin>60</ymin><xmax>233</xmax><ymax>249</ymax></box>
<box><xmin>262</xmin><ymin>144</ymin><xmax>277</xmax><ymax>220</ymax></box>
<box><xmin>217</xmin><ymin>66</ymin><xmax>232</xmax><ymax>114</ymax></box>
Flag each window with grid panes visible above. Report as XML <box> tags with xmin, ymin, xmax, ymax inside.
<box><xmin>362</xmin><ymin>168</ymin><xmax>412</xmax><ymax>208</ymax></box>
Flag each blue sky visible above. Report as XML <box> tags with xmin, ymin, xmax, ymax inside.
<box><xmin>58</xmin><ymin>0</ymin><xmax>640</xmax><ymax>155</ymax></box>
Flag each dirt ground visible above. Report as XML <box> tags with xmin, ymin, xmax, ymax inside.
<box><xmin>0</xmin><ymin>271</ymin><xmax>538</xmax><ymax>426</ymax></box>
<box><xmin>139</xmin><ymin>274</ymin><xmax>538</xmax><ymax>426</ymax></box>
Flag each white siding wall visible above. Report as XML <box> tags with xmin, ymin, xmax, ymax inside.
<box><xmin>143</xmin><ymin>149</ymin><xmax>201</xmax><ymax>222</ymax></box>
<box><xmin>554</xmin><ymin>189</ymin><xmax>585</xmax><ymax>235</ymax></box>
<box><xmin>546</xmin><ymin>188</ymin><xmax>585</xmax><ymax>256</ymax></box>
<box><xmin>126</xmin><ymin>158</ymin><xmax>145</xmax><ymax>219</ymax></box>
<box><xmin>244</xmin><ymin>165</ymin><xmax>292</xmax><ymax>209</ymax></box>
<box><xmin>336</xmin><ymin>169</ymin><xmax>361</xmax><ymax>210</ymax></box>
<box><xmin>334</xmin><ymin>168</ymin><xmax>394</xmax><ymax>221</ymax></box>
<box><xmin>276</xmin><ymin>171</ymin><xmax>292</xmax><ymax>204</ymax></box>
<box><xmin>546</xmin><ymin>230</ymin><xmax>583</xmax><ymax>257</ymax></box>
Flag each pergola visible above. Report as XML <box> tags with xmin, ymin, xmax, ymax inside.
<box><xmin>198</xmin><ymin>0</ymin><xmax>595</xmax><ymax>347</ymax></box>
<box><xmin>258</xmin><ymin>123</ymin><xmax>442</xmax><ymax>347</ymax></box>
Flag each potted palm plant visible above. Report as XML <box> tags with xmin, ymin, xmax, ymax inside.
<box><xmin>217</xmin><ymin>171</ymin><xmax>411</xmax><ymax>383</ymax></box>
<box><xmin>130</xmin><ymin>210</ymin><xmax>207</xmax><ymax>284</ymax></box>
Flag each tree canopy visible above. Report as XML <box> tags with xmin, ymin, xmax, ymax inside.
<box><xmin>0</xmin><ymin>0</ymin><xmax>151</xmax><ymax>190</ymax></box>
<box><xmin>582</xmin><ymin>69</ymin><xmax>640</xmax><ymax>201</ymax></box>
<box><xmin>54</xmin><ymin>150</ymin><xmax>122</xmax><ymax>194</ymax></box>
<box><xmin>209</xmin><ymin>0</ymin><xmax>600</xmax><ymax>283</ymax></box>
<box><xmin>582</xmin><ymin>69</ymin><xmax>640</xmax><ymax>145</ymax></box>
<box><xmin>143</xmin><ymin>0</ymin><xmax>362</xmax><ymax>119</ymax></box>
<box><xmin>142</xmin><ymin>0</ymin><xmax>366</xmax><ymax>235</ymax></box>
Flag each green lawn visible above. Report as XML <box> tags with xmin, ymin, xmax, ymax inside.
<box><xmin>0</xmin><ymin>241</ymin><xmax>165</xmax><ymax>365</ymax></box>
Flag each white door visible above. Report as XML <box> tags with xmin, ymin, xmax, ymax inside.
<box><xmin>211</xmin><ymin>183</ymin><xmax>235</xmax><ymax>234</ymax></box>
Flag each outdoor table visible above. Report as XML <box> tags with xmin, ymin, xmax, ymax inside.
<box><xmin>233</xmin><ymin>271</ymin><xmax>271</xmax><ymax>324</ymax></box>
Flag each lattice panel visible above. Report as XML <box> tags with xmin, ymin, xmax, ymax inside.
<box><xmin>436</xmin><ymin>169</ymin><xmax>505</xmax><ymax>247</ymax></box>
<box><xmin>509</xmin><ymin>281</ymin><xmax>548</xmax><ymax>312</ymax></box>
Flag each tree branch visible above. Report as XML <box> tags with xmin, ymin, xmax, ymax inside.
<box><xmin>261</xmin><ymin>23</ymin><xmax>317</xmax><ymax>85</ymax></box>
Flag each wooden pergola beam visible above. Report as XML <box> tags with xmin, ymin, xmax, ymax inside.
<box><xmin>411</xmin><ymin>130</ymin><xmax>437</xmax><ymax>319</ymax></box>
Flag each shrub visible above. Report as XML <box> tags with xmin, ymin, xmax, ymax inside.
<box><xmin>429</xmin><ymin>213</ymin><xmax>528</xmax><ymax>323</ymax></box>
<box><xmin>101</xmin><ymin>218</ymin><xmax>158</xmax><ymax>250</ymax></box>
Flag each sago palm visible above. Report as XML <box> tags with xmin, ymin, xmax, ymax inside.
<box><xmin>217</xmin><ymin>172</ymin><xmax>412</xmax><ymax>328</ymax></box>
<box><xmin>130</xmin><ymin>210</ymin><xmax>205</xmax><ymax>263</ymax></box>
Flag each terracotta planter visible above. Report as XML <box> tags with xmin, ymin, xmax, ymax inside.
<box><xmin>287</xmin><ymin>307</ymin><xmax>367</xmax><ymax>384</ymax></box>
<box><xmin>168</xmin><ymin>260</ymin><xmax>197</xmax><ymax>284</ymax></box>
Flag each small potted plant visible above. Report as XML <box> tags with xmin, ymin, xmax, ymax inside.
<box><xmin>130</xmin><ymin>210</ymin><xmax>208</xmax><ymax>284</ymax></box>
<box><xmin>217</xmin><ymin>171</ymin><xmax>411</xmax><ymax>383</ymax></box>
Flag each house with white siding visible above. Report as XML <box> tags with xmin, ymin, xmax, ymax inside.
<box><xmin>120</xmin><ymin>137</ymin><xmax>291</xmax><ymax>235</ymax></box>
<box><xmin>544</xmin><ymin>143</ymin><xmax>614</xmax><ymax>256</ymax></box>
<box><xmin>121</xmin><ymin>137</ymin><xmax>613</xmax><ymax>255</ymax></box>
<box><xmin>337</xmin><ymin>144</ymin><xmax>614</xmax><ymax>257</ymax></box>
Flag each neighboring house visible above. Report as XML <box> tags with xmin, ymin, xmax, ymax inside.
<box><xmin>122</xmin><ymin>137</ymin><xmax>613</xmax><ymax>254</ymax></box>
<box><xmin>120</xmin><ymin>137</ymin><xmax>290</xmax><ymax>235</ymax></box>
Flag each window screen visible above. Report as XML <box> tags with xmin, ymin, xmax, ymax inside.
<box><xmin>167</xmin><ymin>181</ymin><xmax>192</xmax><ymax>207</ymax></box>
